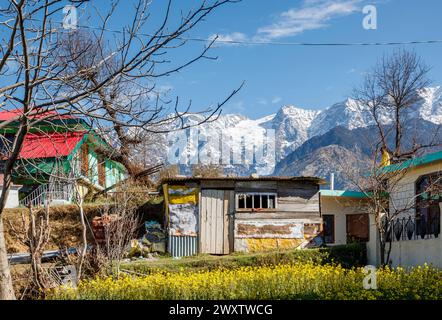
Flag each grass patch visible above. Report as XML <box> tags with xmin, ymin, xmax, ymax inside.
<box><xmin>120</xmin><ymin>243</ymin><xmax>366</xmax><ymax>275</ymax></box>
<box><xmin>4</xmin><ymin>204</ymin><xmax>104</xmax><ymax>253</ymax></box>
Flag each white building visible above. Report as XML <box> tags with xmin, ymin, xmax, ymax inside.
<box><xmin>0</xmin><ymin>185</ymin><xmax>21</xmax><ymax>208</ymax></box>
<box><xmin>320</xmin><ymin>190</ymin><xmax>370</xmax><ymax>246</ymax></box>
<box><xmin>367</xmin><ymin>151</ymin><xmax>442</xmax><ymax>268</ymax></box>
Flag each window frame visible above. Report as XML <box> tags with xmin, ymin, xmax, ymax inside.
<box><xmin>346</xmin><ymin>213</ymin><xmax>370</xmax><ymax>243</ymax></box>
<box><xmin>235</xmin><ymin>192</ymin><xmax>277</xmax><ymax>211</ymax></box>
<box><xmin>415</xmin><ymin>172</ymin><xmax>441</xmax><ymax>238</ymax></box>
<box><xmin>322</xmin><ymin>214</ymin><xmax>335</xmax><ymax>244</ymax></box>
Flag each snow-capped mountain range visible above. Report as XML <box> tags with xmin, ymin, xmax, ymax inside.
<box><xmin>156</xmin><ymin>86</ymin><xmax>442</xmax><ymax>179</ymax></box>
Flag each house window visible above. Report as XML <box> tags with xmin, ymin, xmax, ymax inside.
<box><xmin>322</xmin><ymin>215</ymin><xmax>335</xmax><ymax>243</ymax></box>
<box><xmin>416</xmin><ymin>173</ymin><xmax>441</xmax><ymax>238</ymax></box>
<box><xmin>236</xmin><ymin>192</ymin><xmax>276</xmax><ymax>210</ymax></box>
<box><xmin>346</xmin><ymin>213</ymin><xmax>369</xmax><ymax>242</ymax></box>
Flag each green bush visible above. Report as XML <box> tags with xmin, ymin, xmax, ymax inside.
<box><xmin>321</xmin><ymin>243</ymin><xmax>367</xmax><ymax>268</ymax></box>
<box><xmin>49</xmin><ymin>263</ymin><xmax>442</xmax><ymax>300</ymax></box>
<box><xmin>119</xmin><ymin>244</ymin><xmax>366</xmax><ymax>275</ymax></box>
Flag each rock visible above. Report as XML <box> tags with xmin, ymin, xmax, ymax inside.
<box><xmin>151</xmin><ymin>241</ymin><xmax>166</xmax><ymax>253</ymax></box>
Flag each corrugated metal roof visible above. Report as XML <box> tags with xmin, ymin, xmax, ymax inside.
<box><xmin>18</xmin><ymin>131</ymin><xmax>86</xmax><ymax>159</ymax></box>
<box><xmin>381</xmin><ymin>150</ymin><xmax>442</xmax><ymax>173</ymax></box>
<box><xmin>161</xmin><ymin>176</ymin><xmax>327</xmax><ymax>185</ymax></box>
<box><xmin>0</xmin><ymin>109</ymin><xmax>75</xmax><ymax>121</ymax></box>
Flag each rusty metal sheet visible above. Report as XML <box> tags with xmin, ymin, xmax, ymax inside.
<box><xmin>169</xmin><ymin>203</ymin><xmax>198</xmax><ymax>236</ymax></box>
<box><xmin>235</xmin><ymin>220</ymin><xmax>304</xmax><ymax>239</ymax></box>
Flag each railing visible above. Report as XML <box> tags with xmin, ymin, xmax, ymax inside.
<box><xmin>388</xmin><ymin>214</ymin><xmax>441</xmax><ymax>242</ymax></box>
<box><xmin>20</xmin><ymin>182</ymin><xmax>74</xmax><ymax>207</ymax></box>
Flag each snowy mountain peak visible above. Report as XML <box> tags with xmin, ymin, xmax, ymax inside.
<box><xmin>155</xmin><ymin>87</ymin><xmax>442</xmax><ymax>176</ymax></box>
<box><xmin>418</xmin><ymin>86</ymin><xmax>442</xmax><ymax>123</ymax></box>
<box><xmin>278</xmin><ymin>105</ymin><xmax>319</xmax><ymax>120</ymax></box>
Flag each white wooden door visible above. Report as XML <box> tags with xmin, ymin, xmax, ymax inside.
<box><xmin>200</xmin><ymin>189</ymin><xmax>234</xmax><ymax>254</ymax></box>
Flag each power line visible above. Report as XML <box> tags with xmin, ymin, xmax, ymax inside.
<box><xmin>28</xmin><ymin>17</ymin><xmax>442</xmax><ymax>47</ymax></box>
<box><xmin>184</xmin><ymin>37</ymin><xmax>442</xmax><ymax>47</ymax></box>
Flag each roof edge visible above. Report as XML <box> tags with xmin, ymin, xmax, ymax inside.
<box><xmin>161</xmin><ymin>176</ymin><xmax>327</xmax><ymax>185</ymax></box>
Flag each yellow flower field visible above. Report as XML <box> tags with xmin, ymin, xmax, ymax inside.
<box><xmin>49</xmin><ymin>263</ymin><xmax>442</xmax><ymax>300</ymax></box>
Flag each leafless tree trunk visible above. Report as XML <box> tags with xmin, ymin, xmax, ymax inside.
<box><xmin>0</xmin><ymin>217</ymin><xmax>15</xmax><ymax>299</ymax></box>
<box><xmin>74</xmin><ymin>184</ymin><xmax>87</xmax><ymax>282</ymax></box>
<box><xmin>100</xmin><ymin>182</ymin><xmax>139</xmax><ymax>276</ymax></box>
<box><xmin>6</xmin><ymin>203</ymin><xmax>52</xmax><ymax>297</ymax></box>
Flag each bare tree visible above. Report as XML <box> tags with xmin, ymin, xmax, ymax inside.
<box><xmin>72</xmin><ymin>183</ymin><xmax>87</xmax><ymax>282</ymax></box>
<box><xmin>7</xmin><ymin>203</ymin><xmax>52</xmax><ymax>297</ymax></box>
<box><xmin>350</xmin><ymin>50</ymin><xmax>442</xmax><ymax>265</ymax></box>
<box><xmin>100</xmin><ymin>182</ymin><xmax>139</xmax><ymax>276</ymax></box>
<box><xmin>0</xmin><ymin>0</ymin><xmax>240</xmax><ymax>299</ymax></box>
<box><xmin>157</xmin><ymin>164</ymin><xmax>180</xmax><ymax>183</ymax></box>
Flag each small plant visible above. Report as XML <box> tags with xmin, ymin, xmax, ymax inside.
<box><xmin>49</xmin><ymin>263</ymin><xmax>442</xmax><ymax>300</ymax></box>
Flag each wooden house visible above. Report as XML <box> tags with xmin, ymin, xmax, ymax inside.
<box><xmin>161</xmin><ymin>176</ymin><xmax>326</xmax><ymax>257</ymax></box>
<box><xmin>0</xmin><ymin>109</ymin><xmax>127</xmax><ymax>206</ymax></box>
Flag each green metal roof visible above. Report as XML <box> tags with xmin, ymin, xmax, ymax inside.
<box><xmin>320</xmin><ymin>189</ymin><xmax>368</xmax><ymax>199</ymax></box>
<box><xmin>381</xmin><ymin>150</ymin><xmax>442</xmax><ymax>173</ymax></box>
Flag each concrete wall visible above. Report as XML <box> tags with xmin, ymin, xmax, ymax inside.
<box><xmin>0</xmin><ymin>186</ymin><xmax>20</xmax><ymax>208</ymax></box>
<box><xmin>368</xmin><ymin>210</ymin><xmax>442</xmax><ymax>268</ymax></box>
<box><xmin>320</xmin><ymin>196</ymin><xmax>369</xmax><ymax>245</ymax></box>
<box><xmin>389</xmin><ymin>161</ymin><xmax>441</xmax><ymax>219</ymax></box>
<box><xmin>389</xmin><ymin>235</ymin><xmax>442</xmax><ymax>268</ymax></box>
<box><xmin>367</xmin><ymin>213</ymin><xmax>380</xmax><ymax>266</ymax></box>
<box><xmin>367</xmin><ymin>160</ymin><xmax>442</xmax><ymax>267</ymax></box>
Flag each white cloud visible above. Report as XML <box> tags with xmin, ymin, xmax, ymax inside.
<box><xmin>257</xmin><ymin>98</ymin><xmax>268</xmax><ymax>105</ymax></box>
<box><xmin>231</xmin><ymin>100</ymin><xmax>245</xmax><ymax>111</ymax></box>
<box><xmin>212</xmin><ymin>0</ymin><xmax>363</xmax><ymax>45</ymax></box>
<box><xmin>271</xmin><ymin>97</ymin><xmax>282</xmax><ymax>104</ymax></box>
<box><xmin>208</xmin><ymin>32</ymin><xmax>248</xmax><ymax>46</ymax></box>
<box><xmin>256</xmin><ymin>0</ymin><xmax>361</xmax><ymax>40</ymax></box>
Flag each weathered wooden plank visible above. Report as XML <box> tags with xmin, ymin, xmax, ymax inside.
<box><xmin>229</xmin><ymin>190</ymin><xmax>235</xmax><ymax>253</ymax></box>
<box><xmin>199</xmin><ymin>190</ymin><xmax>206</xmax><ymax>253</ymax></box>
<box><xmin>223</xmin><ymin>191</ymin><xmax>229</xmax><ymax>254</ymax></box>
<box><xmin>228</xmin><ymin>191</ymin><xmax>236</xmax><ymax>253</ymax></box>
<box><xmin>277</xmin><ymin>181</ymin><xmax>318</xmax><ymax>190</ymax></box>
<box><xmin>235</xmin><ymin>181</ymin><xmax>277</xmax><ymax>190</ymax></box>
<box><xmin>204</xmin><ymin>190</ymin><xmax>210</xmax><ymax>253</ymax></box>
<box><xmin>277</xmin><ymin>191</ymin><xmax>319</xmax><ymax>200</ymax></box>
<box><xmin>276</xmin><ymin>202</ymin><xmax>320</xmax><ymax>213</ymax></box>
<box><xmin>210</xmin><ymin>190</ymin><xmax>217</xmax><ymax>253</ymax></box>
<box><xmin>201</xmin><ymin>180</ymin><xmax>235</xmax><ymax>189</ymax></box>
<box><xmin>277</xmin><ymin>192</ymin><xmax>319</xmax><ymax>202</ymax></box>
<box><xmin>216</xmin><ymin>190</ymin><xmax>224</xmax><ymax>254</ymax></box>
<box><xmin>235</xmin><ymin>220</ymin><xmax>304</xmax><ymax>239</ymax></box>
<box><xmin>235</xmin><ymin>211</ymin><xmax>321</xmax><ymax>221</ymax></box>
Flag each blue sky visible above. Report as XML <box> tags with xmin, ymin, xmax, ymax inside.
<box><xmin>5</xmin><ymin>0</ymin><xmax>442</xmax><ymax>120</ymax></box>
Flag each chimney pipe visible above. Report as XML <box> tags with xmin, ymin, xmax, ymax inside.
<box><xmin>330</xmin><ymin>173</ymin><xmax>335</xmax><ymax>191</ymax></box>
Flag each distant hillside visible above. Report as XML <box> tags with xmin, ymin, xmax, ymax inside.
<box><xmin>275</xmin><ymin>119</ymin><xmax>442</xmax><ymax>189</ymax></box>
<box><xmin>147</xmin><ymin>86</ymin><xmax>442</xmax><ymax>185</ymax></box>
